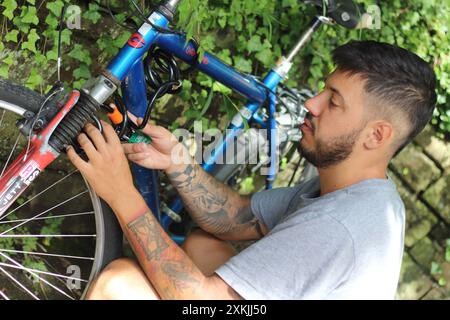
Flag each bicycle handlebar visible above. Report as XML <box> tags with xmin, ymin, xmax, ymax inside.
<box><xmin>305</xmin><ymin>0</ymin><xmax>362</xmax><ymax>29</ymax></box>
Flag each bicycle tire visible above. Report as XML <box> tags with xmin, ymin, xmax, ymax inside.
<box><xmin>0</xmin><ymin>78</ymin><xmax>122</xmax><ymax>300</ymax></box>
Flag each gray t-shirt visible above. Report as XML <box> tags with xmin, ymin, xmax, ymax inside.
<box><xmin>215</xmin><ymin>175</ymin><xmax>406</xmax><ymax>300</ymax></box>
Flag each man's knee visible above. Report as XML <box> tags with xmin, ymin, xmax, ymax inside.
<box><xmin>182</xmin><ymin>228</ymin><xmax>237</xmax><ymax>276</ymax></box>
<box><xmin>181</xmin><ymin>228</ymin><xmax>211</xmax><ymax>254</ymax></box>
<box><xmin>86</xmin><ymin>258</ymin><xmax>158</xmax><ymax>300</ymax></box>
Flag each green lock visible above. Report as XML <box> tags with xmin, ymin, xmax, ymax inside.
<box><xmin>128</xmin><ymin>130</ymin><xmax>152</xmax><ymax>144</ymax></box>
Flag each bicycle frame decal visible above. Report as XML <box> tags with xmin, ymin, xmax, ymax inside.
<box><xmin>0</xmin><ymin>91</ymin><xmax>80</xmax><ymax>217</ymax></box>
<box><xmin>107</xmin><ymin>11</ymin><xmax>170</xmax><ymax>81</ymax></box>
<box><xmin>127</xmin><ymin>33</ymin><xmax>146</xmax><ymax>49</ymax></box>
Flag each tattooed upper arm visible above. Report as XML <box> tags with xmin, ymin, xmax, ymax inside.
<box><xmin>167</xmin><ymin>163</ymin><xmax>268</xmax><ymax>241</ymax></box>
<box><xmin>214</xmin><ymin>199</ymin><xmax>269</xmax><ymax>241</ymax></box>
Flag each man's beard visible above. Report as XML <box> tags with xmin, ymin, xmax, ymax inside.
<box><xmin>299</xmin><ymin>125</ymin><xmax>364</xmax><ymax>169</ymax></box>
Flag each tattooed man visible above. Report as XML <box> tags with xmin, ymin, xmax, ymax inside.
<box><xmin>68</xmin><ymin>41</ymin><xmax>436</xmax><ymax>299</ymax></box>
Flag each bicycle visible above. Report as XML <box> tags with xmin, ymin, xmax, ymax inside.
<box><xmin>0</xmin><ymin>0</ymin><xmax>362</xmax><ymax>299</ymax></box>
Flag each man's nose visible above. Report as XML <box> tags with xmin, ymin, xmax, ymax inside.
<box><xmin>304</xmin><ymin>92</ymin><xmax>328</xmax><ymax>117</ymax></box>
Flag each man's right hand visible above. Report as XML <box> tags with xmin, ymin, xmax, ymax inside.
<box><xmin>122</xmin><ymin>113</ymin><xmax>266</xmax><ymax>241</ymax></box>
<box><xmin>122</xmin><ymin>113</ymin><xmax>192</xmax><ymax>172</ymax></box>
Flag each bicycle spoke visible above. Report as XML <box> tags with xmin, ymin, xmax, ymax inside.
<box><xmin>0</xmin><ymin>190</ymin><xmax>89</xmax><ymax>235</ymax></box>
<box><xmin>0</xmin><ymin>133</ymin><xmax>21</xmax><ymax>179</ymax></box>
<box><xmin>0</xmin><ymin>169</ymin><xmax>79</xmax><ymax>222</ymax></box>
<box><xmin>0</xmin><ymin>248</ymin><xmax>95</xmax><ymax>261</ymax></box>
<box><xmin>0</xmin><ymin>265</ymin><xmax>39</xmax><ymax>300</ymax></box>
<box><xmin>0</xmin><ymin>262</ymin><xmax>88</xmax><ymax>283</ymax></box>
<box><xmin>0</xmin><ymin>252</ymin><xmax>75</xmax><ymax>300</ymax></box>
<box><xmin>0</xmin><ymin>110</ymin><xmax>5</xmax><ymax>133</ymax></box>
<box><xmin>0</xmin><ymin>211</ymin><xmax>94</xmax><ymax>225</ymax></box>
<box><xmin>0</xmin><ymin>290</ymin><xmax>9</xmax><ymax>300</ymax></box>
<box><xmin>0</xmin><ymin>88</ymin><xmax>107</xmax><ymax>301</ymax></box>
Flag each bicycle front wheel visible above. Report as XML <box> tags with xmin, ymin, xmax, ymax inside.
<box><xmin>0</xmin><ymin>79</ymin><xmax>122</xmax><ymax>300</ymax></box>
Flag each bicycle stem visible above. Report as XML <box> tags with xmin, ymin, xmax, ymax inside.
<box><xmin>164</xmin><ymin>0</ymin><xmax>181</xmax><ymax>11</ymax></box>
<box><xmin>286</xmin><ymin>18</ymin><xmax>323</xmax><ymax>62</ymax></box>
<box><xmin>274</xmin><ymin>16</ymin><xmax>331</xmax><ymax>79</ymax></box>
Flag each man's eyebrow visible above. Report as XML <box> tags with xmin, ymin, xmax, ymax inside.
<box><xmin>325</xmin><ymin>81</ymin><xmax>346</xmax><ymax>106</ymax></box>
<box><xmin>329</xmin><ymin>86</ymin><xmax>343</xmax><ymax>98</ymax></box>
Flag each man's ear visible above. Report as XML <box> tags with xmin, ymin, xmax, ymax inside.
<box><xmin>363</xmin><ymin>120</ymin><xmax>394</xmax><ymax>150</ymax></box>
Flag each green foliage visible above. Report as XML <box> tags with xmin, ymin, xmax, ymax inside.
<box><xmin>1</xmin><ymin>0</ymin><xmax>448</xmax><ymax>133</ymax></box>
<box><xmin>175</xmin><ymin>0</ymin><xmax>450</xmax><ymax>137</ymax></box>
<box><xmin>0</xmin><ymin>0</ymin><xmax>130</xmax><ymax>90</ymax></box>
<box><xmin>430</xmin><ymin>238</ymin><xmax>450</xmax><ymax>287</ymax></box>
<box><xmin>0</xmin><ymin>211</ymin><xmax>62</xmax><ymax>277</ymax></box>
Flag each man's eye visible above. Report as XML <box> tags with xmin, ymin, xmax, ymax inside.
<box><xmin>329</xmin><ymin>99</ymin><xmax>338</xmax><ymax>108</ymax></box>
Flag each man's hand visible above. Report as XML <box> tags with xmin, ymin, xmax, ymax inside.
<box><xmin>66</xmin><ymin>121</ymin><xmax>138</xmax><ymax>208</ymax></box>
<box><xmin>122</xmin><ymin>113</ymin><xmax>192</xmax><ymax>173</ymax></box>
<box><xmin>121</xmin><ymin>114</ymin><xmax>265</xmax><ymax>241</ymax></box>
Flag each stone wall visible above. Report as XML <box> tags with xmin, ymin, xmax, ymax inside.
<box><xmin>389</xmin><ymin>125</ymin><xmax>450</xmax><ymax>299</ymax></box>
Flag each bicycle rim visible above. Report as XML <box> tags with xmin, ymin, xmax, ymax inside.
<box><xmin>0</xmin><ymin>104</ymin><xmax>113</xmax><ymax>300</ymax></box>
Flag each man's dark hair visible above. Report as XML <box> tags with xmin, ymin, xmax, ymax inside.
<box><xmin>332</xmin><ymin>40</ymin><xmax>437</xmax><ymax>158</ymax></box>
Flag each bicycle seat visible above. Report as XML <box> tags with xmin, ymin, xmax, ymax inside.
<box><xmin>304</xmin><ymin>0</ymin><xmax>362</xmax><ymax>29</ymax></box>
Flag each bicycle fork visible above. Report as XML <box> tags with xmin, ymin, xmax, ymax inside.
<box><xmin>0</xmin><ymin>91</ymin><xmax>81</xmax><ymax>217</ymax></box>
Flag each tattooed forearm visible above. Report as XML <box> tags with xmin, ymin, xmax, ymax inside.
<box><xmin>161</xmin><ymin>261</ymin><xmax>201</xmax><ymax>291</ymax></box>
<box><xmin>113</xmin><ymin>192</ymin><xmax>243</xmax><ymax>299</ymax></box>
<box><xmin>167</xmin><ymin>163</ymin><xmax>265</xmax><ymax>239</ymax></box>
<box><xmin>127</xmin><ymin>214</ymin><xmax>169</xmax><ymax>261</ymax></box>
<box><xmin>126</xmin><ymin>211</ymin><xmax>206</xmax><ymax>299</ymax></box>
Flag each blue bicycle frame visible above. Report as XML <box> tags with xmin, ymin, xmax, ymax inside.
<box><xmin>99</xmin><ymin>1</ymin><xmax>323</xmax><ymax>241</ymax></box>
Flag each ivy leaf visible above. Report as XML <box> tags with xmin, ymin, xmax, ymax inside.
<box><xmin>46</xmin><ymin>48</ymin><xmax>58</xmax><ymax>61</ymax></box>
<box><xmin>83</xmin><ymin>3</ymin><xmax>101</xmax><ymax>24</ymax></box>
<box><xmin>46</xmin><ymin>0</ymin><xmax>64</xmax><ymax>17</ymax></box>
<box><xmin>13</xmin><ymin>14</ymin><xmax>30</xmax><ymax>33</ymax></box>
<box><xmin>1</xmin><ymin>0</ymin><xmax>17</xmax><ymax>20</ymax></box>
<box><xmin>45</xmin><ymin>13</ymin><xmax>59</xmax><ymax>28</ymax></box>
<box><xmin>217</xmin><ymin>9</ymin><xmax>227</xmax><ymax>28</ymax></box>
<box><xmin>26</xmin><ymin>68</ymin><xmax>43</xmax><ymax>90</ymax></box>
<box><xmin>59</xmin><ymin>29</ymin><xmax>72</xmax><ymax>45</ymax></box>
<box><xmin>255</xmin><ymin>48</ymin><xmax>273</xmax><ymax>66</ymax></box>
<box><xmin>212</xmin><ymin>82</ymin><xmax>232</xmax><ymax>95</ymax></box>
<box><xmin>247</xmin><ymin>35</ymin><xmax>262</xmax><ymax>53</ymax></box>
<box><xmin>234</xmin><ymin>56</ymin><xmax>252</xmax><ymax>73</ymax></box>
<box><xmin>0</xmin><ymin>64</ymin><xmax>10</xmax><ymax>78</ymax></box>
<box><xmin>21</xmin><ymin>28</ymin><xmax>40</xmax><ymax>53</ymax></box>
<box><xmin>73</xmin><ymin>64</ymin><xmax>91</xmax><ymax>80</ymax></box>
<box><xmin>68</xmin><ymin>44</ymin><xmax>91</xmax><ymax>65</ymax></box>
<box><xmin>97</xmin><ymin>34</ymin><xmax>119</xmax><ymax>57</ymax></box>
<box><xmin>3</xmin><ymin>54</ymin><xmax>14</xmax><ymax>66</ymax></box>
<box><xmin>22</xmin><ymin>6</ymin><xmax>39</xmax><ymax>25</ymax></box>
<box><xmin>5</xmin><ymin>30</ymin><xmax>19</xmax><ymax>43</ymax></box>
